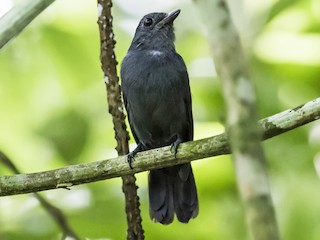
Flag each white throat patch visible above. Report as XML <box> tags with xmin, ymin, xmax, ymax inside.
<box><xmin>148</xmin><ymin>50</ymin><xmax>163</xmax><ymax>56</ymax></box>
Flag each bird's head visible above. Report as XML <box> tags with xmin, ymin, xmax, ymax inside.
<box><xmin>129</xmin><ymin>9</ymin><xmax>180</xmax><ymax>51</ymax></box>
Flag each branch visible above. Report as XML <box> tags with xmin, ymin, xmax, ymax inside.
<box><xmin>0</xmin><ymin>151</ymin><xmax>81</xmax><ymax>240</ymax></box>
<box><xmin>0</xmin><ymin>0</ymin><xmax>55</xmax><ymax>49</ymax></box>
<box><xmin>194</xmin><ymin>1</ymin><xmax>280</xmax><ymax>239</ymax></box>
<box><xmin>96</xmin><ymin>1</ymin><xmax>144</xmax><ymax>239</ymax></box>
<box><xmin>0</xmin><ymin>98</ymin><xmax>319</xmax><ymax>197</ymax></box>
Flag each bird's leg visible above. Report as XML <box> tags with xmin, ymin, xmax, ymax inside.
<box><xmin>170</xmin><ymin>138</ymin><xmax>182</xmax><ymax>160</ymax></box>
<box><xmin>127</xmin><ymin>142</ymin><xmax>146</xmax><ymax>169</ymax></box>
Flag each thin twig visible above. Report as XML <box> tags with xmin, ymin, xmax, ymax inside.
<box><xmin>0</xmin><ymin>151</ymin><xmax>81</xmax><ymax>240</ymax></box>
<box><xmin>0</xmin><ymin>97</ymin><xmax>319</xmax><ymax>197</ymax></box>
<box><xmin>96</xmin><ymin>1</ymin><xmax>144</xmax><ymax>239</ymax></box>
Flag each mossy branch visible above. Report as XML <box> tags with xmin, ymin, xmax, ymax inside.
<box><xmin>0</xmin><ymin>152</ymin><xmax>81</xmax><ymax>240</ymax></box>
<box><xmin>0</xmin><ymin>98</ymin><xmax>319</xmax><ymax>197</ymax></box>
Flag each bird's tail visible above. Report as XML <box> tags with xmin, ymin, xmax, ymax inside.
<box><xmin>148</xmin><ymin>163</ymin><xmax>199</xmax><ymax>224</ymax></box>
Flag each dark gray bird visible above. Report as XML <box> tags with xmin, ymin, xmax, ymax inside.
<box><xmin>120</xmin><ymin>9</ymin><xmax>198</xmax><ymax>224</ymax></box>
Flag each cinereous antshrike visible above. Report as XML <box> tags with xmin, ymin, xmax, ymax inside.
<box><xmin>120</xmin><ymin>9</ymin><xmax>199</xmax><ymax>224</ymax></box>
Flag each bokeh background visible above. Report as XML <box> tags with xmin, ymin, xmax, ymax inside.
<box><xmin>0</xmin><ymin>0</ymin><xmax>320</xmax><ymax>239</ymax></box>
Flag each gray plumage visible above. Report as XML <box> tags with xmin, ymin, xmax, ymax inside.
<box><xmin>120</xmin><ymin>9</ymin><xmax>199</xmax><ymax>224</ymax></box>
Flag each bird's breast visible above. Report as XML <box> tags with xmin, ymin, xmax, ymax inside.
<box><xmin>121</xmin><ymin>50</ymin><xmax>191</xmax><ymax>147</ymax></box>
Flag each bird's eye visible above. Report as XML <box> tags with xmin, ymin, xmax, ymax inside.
<box><xmin>143</xmin><ymin>18</ymin><xmax>153</xmax><ymax>27</ymax></box>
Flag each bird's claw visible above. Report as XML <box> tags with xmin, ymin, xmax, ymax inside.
<box><xmin>127</xmin><ymin>142</ymin><xmax>146</xmax><ymax>169</ymax></box>
<box><xmin>127</xmin><ymin>152</ymin><xmax>135</xmax><ymax>169</ymax></box>
<box><xmin>171</xmin><ymin>138</ymin><xmax>182</xmax><ymax>160</ymax></box>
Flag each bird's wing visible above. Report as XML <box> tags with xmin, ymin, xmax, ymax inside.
<box><xmin>177</xmin><ymin>53</ymin><xmax>194</xmax><ymax>141</ymax></box>
<box><xmin>122</xmin><ymin>88</ymin><xmax>141</xmax><ymax>144</ymax></box>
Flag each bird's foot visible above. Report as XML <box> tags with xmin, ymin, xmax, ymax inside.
<box><xmin>127</xmin><ymin>152</ymin><xmax>135</xmax><ymax>169</ymax></box>
<box><xmin>170</xmin><ymin>138</ymin><xmax>182</xmax><ymax>160</ymax></box>
<box><xmin>127</xmin><ymin>142</ymin><xmax>145</xmax><ymax>169</ymax></box>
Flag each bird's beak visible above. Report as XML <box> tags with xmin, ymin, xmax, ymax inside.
<box><xmin>157</xmin><ymin>9</ymin><xmax>181</xmax><ymax>27</ymax></box>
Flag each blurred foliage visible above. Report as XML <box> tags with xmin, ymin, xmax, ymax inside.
<box><xmin>0</xmin><ymin>0</ymin><xmax>320</xmax><ymax>239</ymax></box>
<box><xmin>37</xmin><ymin>110</ymin><xmax>90</xmax><ymax>163</ymax></box>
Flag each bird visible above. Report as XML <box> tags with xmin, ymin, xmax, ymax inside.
<box><xmin>120</xmin><ymin>9</ymin><xmax>198</xmax><ymax>224</ymax></box>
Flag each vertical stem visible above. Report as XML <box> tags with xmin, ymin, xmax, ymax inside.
<box><xmin>96</xmin><ymin>1</ymin><xmax>144</xmax><ymax>239</ymax></box>
<box><xmin>194</xmin><ymin>1</ymin><xmax>280</xmax><ymax>239</ymax></box>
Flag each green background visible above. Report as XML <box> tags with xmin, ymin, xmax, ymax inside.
<box><xmin>0</xmin><ymin>0</ymin><xmax>320</xmax><ymax>239</ymax></box>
